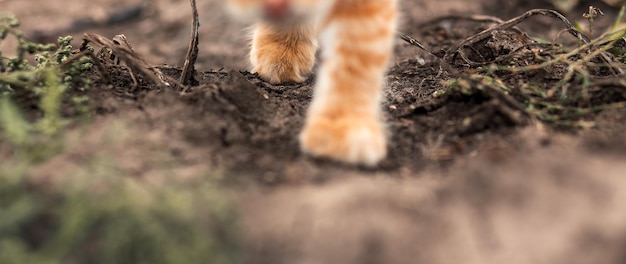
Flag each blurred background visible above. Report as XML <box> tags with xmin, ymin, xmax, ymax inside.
<box><xmin>2</xmin><ymin>0</ymin><xmax>247</xmax><ymax>69</ymax></box>
<box><xmin>2</xmin><ymin>0</ymin><xmax>625</xmax><ymax>263</ymax></box>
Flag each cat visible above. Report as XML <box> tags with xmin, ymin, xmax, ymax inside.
<box><xmin>227</xmin><ymin>0</ymin><xmax>397</xmax><ymax>166</ymax></box>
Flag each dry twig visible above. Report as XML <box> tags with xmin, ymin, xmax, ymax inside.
<box><xmin>82</xmin><ymin>33</ymin><xmax>179</xmax><ymax>90</ymax></box>
<box><xmin>180</xmin><ymin>0</ymin><xmax>200</xmax><ymax>87</ymax></box>
<box><xmin>445</xmin><ymin>9</ymin><xmax>588</xmax><ymax>65</ymax></box>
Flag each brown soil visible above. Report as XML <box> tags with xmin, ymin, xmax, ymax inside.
<box><xmin>4</xmin><ymin>0</ymin><xmax>626</xmax><ymax>263</ymax></box>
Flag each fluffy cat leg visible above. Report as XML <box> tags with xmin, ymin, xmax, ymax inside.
<box><xmin>299</xmin><ymin>1</ymin><xmax>396</xmax><ymax>166</ymax></box>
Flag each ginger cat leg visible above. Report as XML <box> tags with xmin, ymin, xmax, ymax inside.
<box><xmin>299</xmin><ymin>1</ymin><xmax>397</xmax><ymax>166</ymax></box>
<box><xmin>251</xmin><ymin>23</ymin><xmax>317</xmax><ymax>84</ymax></box>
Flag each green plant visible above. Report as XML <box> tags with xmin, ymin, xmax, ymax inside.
<box><xmin>1</xmin><ymin>14</ymin><xmax>93</xmax><ymax>162</ymax></box>
<box><xmin>1</xmin><ymin>15</ymin><xmax>241</xmax><ymax>263</ymax></box>
<box><xmin>0</xmin><ymin>155</ymin><xmax>240</xmax><ymax>264</ymax></box>
<box><xmin>444</xmin><ymin>7</ymin><xmax>626</xmax><ymax>128</ymax></box>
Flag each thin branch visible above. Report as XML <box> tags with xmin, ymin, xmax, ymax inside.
<box><xmin>397</xmin><ymin>32</ymin><xmax>440</xmax><ymax>57</ymax></box>
<box><xmin>180</xmin><ymin>0</ymin><xmax>200</xmax><ymax>87</ymax></box>
<box><xmin>445</xmin><ymin>9</ymin><xmax>589</xmax><ymax>62</ymax></box>
<box><xmin>82</xmin><ymin>33</ymin><xmax>179</xmax><ymax>90</ymax></box>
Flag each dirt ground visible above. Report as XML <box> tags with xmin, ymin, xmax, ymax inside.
<box><xmin>3</xmin><ymin>0</ymin><xmax>626</xmax><ymax>263</ymax></box>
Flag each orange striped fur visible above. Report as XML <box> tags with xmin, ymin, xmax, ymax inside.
<box><xmin>228</xmin><ymin>0</ymin><xmax>397</xmax><ymax>165</ymax></box>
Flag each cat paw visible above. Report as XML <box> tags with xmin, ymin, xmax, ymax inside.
<box><xmin>251</xmin><ymin>25</ymin><xmax>316</xmax><ymax>84</ymax></box>
<box><xmin>251</xmin><ymin>46</ymin><xmax>315</xmax><ymax>84</ymax></box>
<box><xmin>299</xmin><ymin>114</ymin><xmax>387</xmax><ymax>166</ymax></box>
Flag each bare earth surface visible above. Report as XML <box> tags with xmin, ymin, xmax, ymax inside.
<box><xmin>3</xmin><ymin>0</ymin><xmax>626</xmax><ymax>263</ymax></box>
